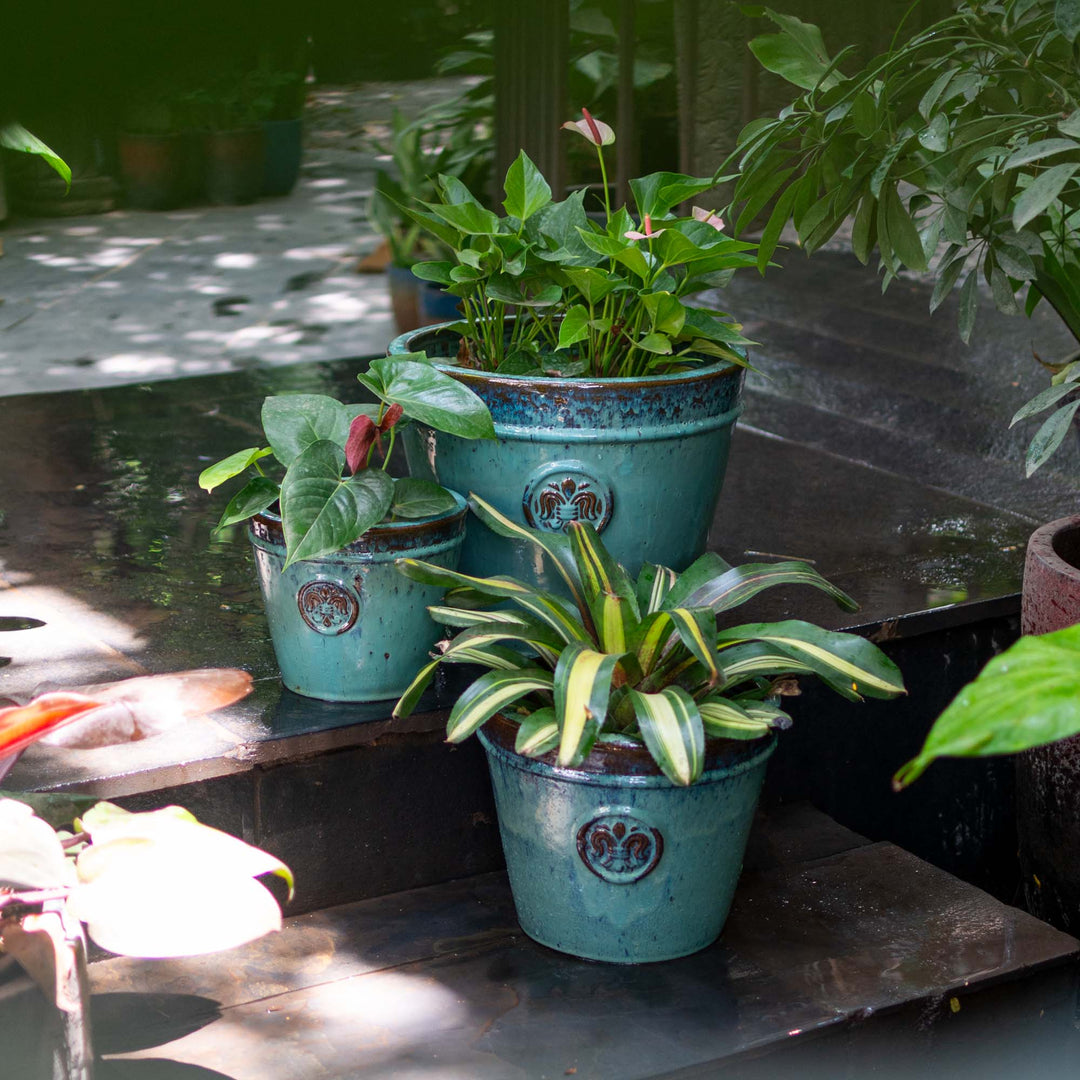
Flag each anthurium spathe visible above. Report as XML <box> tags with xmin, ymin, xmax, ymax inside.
<box><xmin>403</xmin><ymin>113</ymin><xmax>761</xmax><ymax>378</ymax></box>
<box><xmin>394</xmin><ymin>494</ymin><xmax>905</xmax><ymax>785</ymax></box>
<box><xmin>200</xmin><ymin>355</ymin><xmax>495</xmax><ymax>567</ymax></box>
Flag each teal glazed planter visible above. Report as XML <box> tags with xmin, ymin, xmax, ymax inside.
<box><xmin>389</xmin><ymin>322</ymin><xmax>744</xmax><ymax>587</ymax></box>
<box><xmin>248</xmin><ymin>494</ymin><xmax>467</xmax><ymax>702</ymax></box>
<box><xmin>478</xmin><ymin>715</ymin><xmax>775</xmax><ymax>963</ymax></box>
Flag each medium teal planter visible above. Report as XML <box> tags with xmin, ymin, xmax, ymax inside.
<box><xmin>248</xmin><ymin>494</ymin><xmax>467</xmax><ymax>702</ymax></box>
<box><xmin>389</xmin><ymin>322</ymin><xmax>744</xmax><ymax>587</ymax></box>
<box><xmin>478</xmin><ymin>716</ymin><xmax>775</xmax><ymax>964</ymax></box>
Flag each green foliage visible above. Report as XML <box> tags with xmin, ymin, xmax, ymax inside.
<box><xmin>894</xmin><ymin>623</ymin><xmax>1080</xmax><ymax>788</ymax></box>
<box><xmin>395</xmin><ymin>494</ymin><xmax>906</xmax><ymax>785</ymax></box>
<box><xmin>402</xmin><ymin>115</ymin><xmax>761</xmax><ymax>378</ymax></box>
<box><xmin>0</xmin><ymin>124</ymin><xmax>71</xmax><ymax>189</ymax></box>
<box><xmin>727</xmin><ymin>0</ymin><xmax>1080</xmax><ymax>471</ymax></box>
<box><xmin>199</xmin><ymin>358</ymin><xmax>494</xmax><ymax>567</ymax></box>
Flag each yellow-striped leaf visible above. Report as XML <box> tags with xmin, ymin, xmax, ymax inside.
<box><xmin>514</xmin><ymin>708</ymin><xmax>560</xmax><ymax>757</ymax></box>
<box><xmin>427</xmin><ymin>606</ymin><xmax>531</xmax><ymax>629</ymax></box>
<box><xmin>439</xmin><ymin>643</ymin><xmax>536</xmax><ymax>671</ymax></box>
<box><xmin>513</xmin><ymin>591</ymin><xmax>594</xmax><ymax>646</ymax></box>
<box><xmin>554</xmin><ymin>643</ymin><xmax>623</xmax><ymax>768</ymax></box>
<box><xmin>628</xmin><ymin>686</ymin><xmax>705</xmax><ymax>785</ymax></box>
<box><xmin>395</xmin><ymin>559</ymin><xmax>531</xmax><ymax>599</ymax></box>
<box><xmin>447</xmin><ymin>668</ymin><xmax>554</xmax><ymax>743</ymax></box>
<box><xmin>715</xmin><ymin>620</ymin><xmax>905</xmax><ymax>700</ymax></box>
<box><xmin>392</xmin><ymin>658</ymin><xmax>440</xmax><ymax>719</ymax></box>
<box><xmin>676</xmin><ymin>561</ymin><xmax>858</xmax><ymax>614</ymax></box>
<box><xmin>566</xmin><ymin>521</ymin><xmax>640</xmax><ymax>617</ymax></box>
<box><xmin>698</xmin><ymin>697</ymin><xmax>773</xmax><ymax>740</ymax></box>
<box><xmin>467</xmin><ymin>493</ymin><xmax>586</xmax><ymax>611</ymax></box>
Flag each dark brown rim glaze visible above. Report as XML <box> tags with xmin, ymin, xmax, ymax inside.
<box><xmin>482</xmin><ymin>712</ymin><xmax>772</xmax><ymax>779</ymax></box>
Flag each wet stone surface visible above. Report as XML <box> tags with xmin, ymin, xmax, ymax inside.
<box><xmin>83</xmin><ymin>804</ymin><xmax>1080</xmax><ymax>1080</ymax></box>
<box><xmin>1</xmin><ymin>247</ymin><xmax>1073</xmax><ymax>796</ymax></box>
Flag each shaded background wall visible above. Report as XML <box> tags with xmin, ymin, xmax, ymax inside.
<box><xmin>2</xmin><ymin>1</ymin><xmax>953</xmax><ymax>201</ymax></box>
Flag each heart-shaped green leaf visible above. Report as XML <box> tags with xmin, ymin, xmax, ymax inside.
<box><xmin>262</xmin><ymin>395</ymin><xmax>355</xmax><ymax>466</ymax></box>
<box><xmin>389</xmin><ymin>478</ymin><xmax>459</xmax><ymax>519</ymax></box>
<box><xmin>360</xmin><ymin>358</ymin><xmax>495</xmax><ymax>440</ymax></box>
<box><xmin>279</xmin><ymin>441</ymin><xmax>394</xmax><ymax>566</ymax></box>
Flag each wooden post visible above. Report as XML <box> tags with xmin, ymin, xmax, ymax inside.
<box><xmin>493</xmin><ymin>2</ymin><xmax>569</xmax><ymax>198</ymax></box>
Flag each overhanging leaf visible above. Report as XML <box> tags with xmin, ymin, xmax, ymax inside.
<box><xmin>894</xmin><ymin>624</ymin><xmax>1080</xmax><ymax>788</ymax></box>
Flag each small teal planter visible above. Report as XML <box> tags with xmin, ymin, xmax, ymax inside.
<box><xmin>390</xmin><ymin>322</ymin><xmax>744</xmax><ymax>588</ymax></box>
<box><xmin>262</xmin><ymin>117</ymin><xmax>303</xmax><ymax>197</ymax></box>
<box><xmin>478</xmin><ymin>716</ymin><xmax>775</xmax><ymax>964</ymax></box>
<box><xmin>248</xmin><ymin>494</ymin><xmax>467</xmax><ymax>702</ymax></box>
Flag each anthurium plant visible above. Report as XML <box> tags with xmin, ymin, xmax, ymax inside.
<box><xmin>725</xmin><ymin>0</ymin><xmax>1080</xmax><ymax>474</ymax></box>
<box><xmin>393</xmin><ymin>494</ymin><xmax>906</xmax><ymax>785</ymax></box>
<box><xmin>199</xmin><ymin>357</ymin><xmax>496</xmax><ymax>567</ymax></box>
<box><xmin>404</xmin><ymin>110</ymin><xmax>761</xmax><ymax>378</ymax></box>
<box><xmin>894</xmin><ymin>622</ymin><xmax>1080</xmax><ymax>788</ymax></box>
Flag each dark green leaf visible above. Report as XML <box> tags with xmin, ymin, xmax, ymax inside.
<box><xmin>389</xmin><ymin>478</ymin><xmax>459</xmax><ymax>519</ymax></box>
<box><xmin>1013</xmin><ymin>163</ymin><xmax>1080</xmax><ymax>230</ymax></box>
<box><xmin>502</xmin><ymin>150</ymin><xmax>552</xmax><ymax>222</ymax></box>
<box><xmin>1025</xmin><ymin>399</ymin><xmax>1080</xmax><ymax>475</ymax></box>
<box><xmin>360</xmin><ymin>358</ymin><xmax>495</xmax><ymax>440</ymax></box>
<box><xmin>262</xmin><ymin>395</ymin><xmax>354</xmax><ymax>465</ymax></box>
<box><xmin>279</xmin><ymin>442</ymin><xmax>394</xmax><ymax>566</ymax></box>
<box><xmin>215</xmin><ymin>476</ymin><xmax>280</xmax><ymax>531</ymax></box>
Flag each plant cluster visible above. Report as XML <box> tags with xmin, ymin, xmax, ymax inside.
<box><xmin>199</xmin><ymin>357</ymin><xmax>495</xmax><ymax>567</ymax></box>
<box><xmin>394</xmin><ymin>495</ymin><xmax>906</xmax><ymax>785</ymax></box>
<box><xmin>368</xmin><ymin>107</ymin><xmax>493</xmax><ymax>269</ymax></box>
<box><xmin>725</xmin><ymin>1</ymin><xmax>1080</xmax><ymax>473</ymax></box>
<box><xmin>403</xmin><ymin>111</ymin><xmax>760</xmax><ymax>379</ymax></box>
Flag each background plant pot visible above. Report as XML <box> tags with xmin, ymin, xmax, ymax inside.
<box><xmin>261</xmin><ymin>117</ymin><xmax>302</xmax><ymax>196</ymax></box>
<box><xmin>417</xmin><ymin>282</ymin><xmax>462</xmax><ymax>325</ymax></box>
<box><xmin>117</xmin><ymin>132</ymin><xmax>185</xmax><ymax>209</ymax></box>
<box><xmin>391</xmin><ymin>322</ymin><xmax>744</xmax><ymax>588</ymax></box>
<box><xmin>1017</xmin><ymin>513</ymin><xmax>1080</xmax><ymax>932</ymax></box>
<box><xmin>203</xmin><ymin>128</ymin><xmax>265</xmax><ymax>206</ymax></box>
<box><xmin>478</xmin><ymin>715</ymin><xmax>775</xmax><ymax>963</ymax></box>
<box><xmin>179</xmin><ymin>130</ymin><xmax>206</xmax><ymax>205</ymax></box>
<box><xmin>248</xmin><ymin>493</ymin><xmax>467</xmax><ymax>702</ymax></box>
<box><xmin>387</xmin><ymin>265</ymin><xmax>422</xmax><ymax>334</ymax></box>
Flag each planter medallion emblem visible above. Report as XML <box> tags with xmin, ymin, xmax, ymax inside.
<box><xmin>576</xmin><ymin>812</ymin><xmax>663</xmax><ymax>884</ymax></box>
<box><xmin>522</xmin><ymin>464</ymin><xmax>613</xmax><ymax>534</ymax></box>
<box><xmin>297</xmin><ymin>579</ymin><xmax>361</xmax><ymax>635</ymax></box>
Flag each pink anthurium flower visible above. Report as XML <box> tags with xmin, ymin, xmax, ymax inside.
<box><xmin>624</xmin><ymin>214</ymin><xmax>665</xmax><ymax>241</ymax></box>
<box><xmin>561</xmin><ymin>106</ymin><xmax>615</xmax><ymax>147</ymax></box>
<box><xmin>692</xmin><ymin>206</ymin><xmax>725</xmax><ymax>230</ymax></box>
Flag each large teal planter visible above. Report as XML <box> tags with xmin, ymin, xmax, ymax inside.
<box><xmin>478</xmin><ymin>716</ymin><xmax>775</xmax><ymax>964</ymax></box>
<box><xmin>389</xmin><ymin>322</ymin><xmax>744</xmax><ymax>587</ymax></box>
<box><xmin>248</xmin><ymin>494</ymin><xmax>467</xmax><ymax>702</ymax></box>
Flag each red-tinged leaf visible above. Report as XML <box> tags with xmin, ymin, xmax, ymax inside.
<box><xmin>345</xmin><ymin>414</ymin><xmax>377</xmax><ymax>475</ymax></box>
<box><xmin>378</xmin><ymin>403</ymin><xmax>405</xmax><ymax>433</ymax></box>
<box><xmin>0</xmin><ymin>693</ymin><xmax>104</xmax><ymax>758</ymax></box>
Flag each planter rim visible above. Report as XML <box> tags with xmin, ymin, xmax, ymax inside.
<box><xmin>478</xmin><ymin>713</ymin><xmax>776</xmax><ymax>789</ymax></box>
<box><xmin>250</xmin><ymin>488</ymin><xmax>468</xmax><ymax>553</ymax></box>
<box><xmin>1027</xmin><ymin>513</ymin><xmax>1080</xmax><ymax>578</ymax></box>
<box><xmin>388</xmin><ymin>320</ymin><xmax>744</xmax><ymax>389</ymax></box>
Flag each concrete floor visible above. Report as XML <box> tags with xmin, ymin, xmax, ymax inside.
<box><xmin>0</xmin><ymin>80</ymin><xmax>473</xmax><ymax>398</ymax></box>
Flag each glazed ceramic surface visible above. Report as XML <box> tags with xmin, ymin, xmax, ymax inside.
<box><xmin>262</xmin><ymin>118</ymin><xmax>303</xmax><ymax>197</ymax></box>
<box><xmin>478</xmin><ymin>716</ymin><xmax>775</xmax><ymax>963</ymax></box>
<box><xmin>248</xmin><ymin>493</ymin><xmax>467</xmax><ymax>702</ymax></box>
<box><xmin>390</xmin><ymin>323</ymin><xmax>744</xmax><ymax>587</ymax></box>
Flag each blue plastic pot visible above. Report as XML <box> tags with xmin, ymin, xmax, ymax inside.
<box><xmin>417</xmin><ymin>282</ymin><xmax>462</xmax><ymax>324</ymax></box>
<box><xmin>478</xmin><ymin>715</ymin><xmax>775</xmax><ymax>963</ymax></box>
<box><xmin>248</xmin><ymin>494</ymin><xmax>467</xmax><ymax>702</ymax></box>
<box><xmin>389</xmin><ymin>322</ymin><xmax>744</xmax><ymax>587</ymax></box>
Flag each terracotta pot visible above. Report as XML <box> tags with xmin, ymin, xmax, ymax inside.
<box><xmin>204</xmin><ymin>128</ymin><xmax>265</xmax><ymax>206</ymax></box>
<box><xmin>1017</xmin><ymin>513</ymin><xmax>1080</xmax><ymax>931</ymax></box>
<box><xmin>117</xmin><ymin>132</ymin><xmax>185</xmax><ymax>209</ymax></box>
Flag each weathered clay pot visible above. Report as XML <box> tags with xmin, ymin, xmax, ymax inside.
<box><xmin>1017</xmin><ymin>513</ymin><xmax>1080</xmax><ymax>931</ymax></box>
<box><xmin>477</xmin><ymin>714</ymin><xmax>774</xmax><ymax>963</ymax></box>
<box><xmin>117</xmin><ymin>132</ymin><xmax>186</xmax><ymax>209</ymax></box>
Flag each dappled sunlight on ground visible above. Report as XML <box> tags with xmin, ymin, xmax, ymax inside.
<box><xmin>0</xmin><ymin>79</ymin><xmax>461</xmax><ymax>396</ymax></box>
